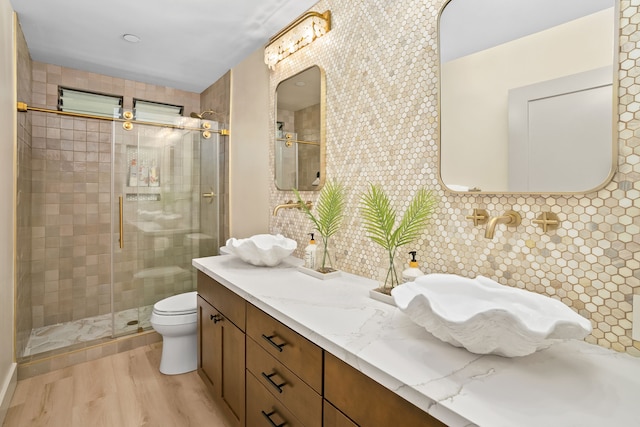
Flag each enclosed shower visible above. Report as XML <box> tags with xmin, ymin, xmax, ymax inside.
<box><xmin>15</xmin><ymin>106</ymin><xmax>223</xmax><ymax>360</ymax></box>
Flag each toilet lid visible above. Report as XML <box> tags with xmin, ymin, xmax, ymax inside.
<box><xmin>153</xmin><ymin>291</ymin><xmax>197</xmax><ymax>315</ymax></box>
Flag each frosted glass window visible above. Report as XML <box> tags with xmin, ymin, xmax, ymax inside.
<box><xmin>58</xmin><ymin>88</ymin><xmax>122</xmax><ymax>117</ymax></box>
<box><xmin>133</xmin><ymin>99</ymin><xmax>183</xmax><ymax>125</ymax></box>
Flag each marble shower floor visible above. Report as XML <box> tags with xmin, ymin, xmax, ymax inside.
<box><xmin>23</xmin><ymin>305</ymin><xmax>153</xmax><ymax>357</ymax></box>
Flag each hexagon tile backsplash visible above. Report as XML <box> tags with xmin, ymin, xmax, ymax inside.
<box><xmin>269</xmin><ymin>0</ymin><xmax>639</xmax><ymax>356</ymax></box>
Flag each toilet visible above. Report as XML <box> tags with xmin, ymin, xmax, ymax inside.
<box><xmin>150</xmin><ymin>291</ymin><xmax>198</xmax><ymax>375</ymax></box>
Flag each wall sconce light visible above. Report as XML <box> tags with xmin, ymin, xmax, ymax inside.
<box><xmin>264</xmin><ymin>10</ymin><xmax>331</xmax><ymax>69</ymax></box>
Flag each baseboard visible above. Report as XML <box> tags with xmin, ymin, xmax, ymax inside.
<box><xmin>0</xmin><ymin>362</ymin><xmax>17</xmax><ymax>425</ymax></box>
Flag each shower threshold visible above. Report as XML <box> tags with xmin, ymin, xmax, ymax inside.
<box><xmin>22</xmin><ymin>305</ymin><xmax>153</xmax><ymax>357</ymax></box>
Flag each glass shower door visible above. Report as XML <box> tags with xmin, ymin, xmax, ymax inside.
<box><xmin>111</xmin><ymin>118</ymin><xmax>217</xmax><ymax>337</ymax></box>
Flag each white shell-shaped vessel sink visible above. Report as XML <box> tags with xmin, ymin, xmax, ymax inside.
<box><xmin>391</xmin><ymin>274</ymin><xmax>592</xmax><ymax>357</ymax></box>
<box><xmin>225</xmin><ymin>234</ymin><xmax>297</xmax><ymax>267</ymax></box>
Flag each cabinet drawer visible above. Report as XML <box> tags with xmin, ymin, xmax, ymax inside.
<box><xmin>324</xmin><ymin>353</ymin><xmax>446</xmax><ymax>427</ymax></box>
<box><xmin>197</xmin><ymin>271</ymin><xmax>246</xmax><ymax>331</ymax></box>
<box><xmin>246</xmin><ymin>371</ymin><xmax>305</xmax><ymax>427</ymax></box>
<box><xmin>246</xmin><ymin>304</ymin><xmax>322</xmax><ymax>393</ymax></box>
<box><xmin>246</xmin><ymin>337</ymin><xmax>321</xmax><ymax>427</ymax></box>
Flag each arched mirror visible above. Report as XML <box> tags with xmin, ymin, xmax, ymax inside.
<box><xmin>439</xmin><ymin>0</ymin><xmax>617</xmax><ymax>193</ymax></box>
<box><xmin>275</xmin><ymin>65</ymin><xmax>325</xmax><ymax>191</ymax></box>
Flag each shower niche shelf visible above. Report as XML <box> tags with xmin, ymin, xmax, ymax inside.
<box><xmin>126</xmin><ymin>144</ymin><xmax>161</xmax><ymax>188</ymax></box>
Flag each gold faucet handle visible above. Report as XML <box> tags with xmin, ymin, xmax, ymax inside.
<box><xmin>466</xmin><ymin>209</ymin><xmax>489</xmax><ymax>226</ymax></box>
<box><xmin>533</xmin><ymin>212</ymin><xmax>560</xmax><ymax>232</ymax></box>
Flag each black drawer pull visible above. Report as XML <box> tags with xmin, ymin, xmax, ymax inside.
<box><xmin>261</xmin><ymin>371</ymin><xmax>287</xmax><ymax>393</ymax></box>
<box><xmin>261</xmin><ymin>410</ymin><xmax>287</xmax><ymax>427</ymax></box>
<box><xmin>261</xmin><ymin>334</ymin><xmax>287</xmax><ymax>352</ymax></box>
<box><xmin>210</xmin><ymin>314</ymin><xmax>223</xmax><ymax>323</ymax></box>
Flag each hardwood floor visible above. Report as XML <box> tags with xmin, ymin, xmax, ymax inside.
<box><xmin>3</xmin><ymin>342</ymin><xmax>231</xmax><ymax>427</ymax></box>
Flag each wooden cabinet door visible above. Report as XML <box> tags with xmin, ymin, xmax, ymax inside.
<box><xmin>219</xmin><ymin>314</ymin><xmax>245</xmax><ymax>426</ymax></box>
<box><xmin>197</xmin><ymin>295</ymin><xmax>245</xmax><ymax>427</ymax></box>
<box><xmin>197</xmin><ymin>296</ymin><xmax>217</xmax><ymax>389</ymax></box>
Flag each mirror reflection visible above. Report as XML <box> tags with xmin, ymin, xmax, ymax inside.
<box><xmin>275</xmin><ymin>66</ymin><xmax>325</xmax><ymax>191</ymax></box>
<box><xmin>439</xmin><ymin>0</ymin><xmax>616</xmax><ymax>193</ymax></box>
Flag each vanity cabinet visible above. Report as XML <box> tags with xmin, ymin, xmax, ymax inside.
<box><xmin>197</xmin><ymin>271</ymin><xmax>246</xmax><ymax>427</ymax></box>
<box><xmin>196</xmin><ymin>268</ymin><xmax>445</xmax><ymax>427</ymax></box>
<box><xmin>245</xmin><ymin>303</ymin><xmax>323</xmax><ymax>427</ymax></box>
<box><xmin>324</xmin><ymin>352</ymin><xmax>446</xmax><ymax>427</ymax></box>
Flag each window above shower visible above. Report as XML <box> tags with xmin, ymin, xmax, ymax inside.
<box><xmin>58</xmin><ymin>87</ymin><xmax>123</xmax><ymax>118</ymax></box>
<box><xmin>58</xmin><ymin>88</ymin><xmax>186</xmax><ymax>125</ymax></box>
<box><xmin>133</xmin><ymin>99</ymin><xmax>184</xmax><ymax>125</ymax></box>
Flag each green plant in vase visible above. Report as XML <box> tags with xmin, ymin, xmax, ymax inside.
<box><xmin>360</xmin><ymin>184</ymin><xmax>436</xmax><ymax>293</ymax></box>
<box><xmin>294</xmin><ymin>180</ymin><xmax>346</xmax><ymax>273</ymax></box>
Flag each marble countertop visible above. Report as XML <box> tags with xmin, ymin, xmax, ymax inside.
<box><xmin>193</xmin><ymin>255</ymin><xmax>640</xmax><ymax>427</ymax></box>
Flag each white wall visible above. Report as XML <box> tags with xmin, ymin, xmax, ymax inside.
<box><xmin>0</xmin><ymin>0</ymin><xmax>17</xmax><ymax>422</ymax></box>
<box><xmin>229</xmin><ymin>47</ymin><xmax>271</xmax><ymax>237</ymax></box>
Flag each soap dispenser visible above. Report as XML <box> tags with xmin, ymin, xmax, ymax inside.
<box><xmin>402</xmin><ymin>251</ymin><xmax>424</xmax><ymax>283</ymax></box>
<box><xmin>304</xmin><ymin>233</ymin><xmax>317</xmax><ymax>269</ymax></box>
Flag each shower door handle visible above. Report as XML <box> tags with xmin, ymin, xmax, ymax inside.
<box><xmin>119</xmin><ymin>196</ymin><xmax>124</xmax><ymax>249</ymax></box>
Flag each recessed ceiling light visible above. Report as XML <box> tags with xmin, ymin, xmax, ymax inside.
<box><xmin>295</xmin><ymin>81</ymin><xmax>306</xmax><ymax>87</ymax></box>
<box><xmin>122</xmin><ymin>34</ymin><xmax>141</xmax><ymax>43</ymax></box>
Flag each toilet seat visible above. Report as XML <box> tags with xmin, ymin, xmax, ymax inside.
<box><xmin>153</xmin><ymin>291</ymin><xmax>197</xmax><ymax>316</ymax></box>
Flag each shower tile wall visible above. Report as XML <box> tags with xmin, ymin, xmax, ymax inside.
<box><xmin>24</xmin><ymin>59</ymin><xmax>201</xmax><ymax>334</ymax></box>
<box><xmin>270</xmin><ymin>0</ymin><xmax>640</xmax><ymax>356</ymax></box>
<box><xmin>30</xmin><ymin>112</ymin><xmax>113</xmax><ymax>327</ymax></box>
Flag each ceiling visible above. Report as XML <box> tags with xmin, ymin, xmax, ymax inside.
<box><xmin>9</xmin><ymin>0</ymin><xmax>319</xmax><ymax>93</ymax></box>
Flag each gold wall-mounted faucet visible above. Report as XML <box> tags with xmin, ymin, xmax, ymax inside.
<box><xmin>485</xmin><ymin>210</ymin><xmax>521</xmax><ymax>239</ymax></box>
<box><xmin>272</xmin><ymin>200</ymin><xmax>313</xmax><ymax>216</ymax></box>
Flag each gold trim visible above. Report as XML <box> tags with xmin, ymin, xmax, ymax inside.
<box><xmin>16</xmin><ymin>102</ymin><xmax>230</xmax><ymax>135</ymax></box>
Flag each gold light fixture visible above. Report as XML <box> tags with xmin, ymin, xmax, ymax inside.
<box><xmin>264</xmin><ymin>10</ymin><xmax>331</xmax><ymax>69</ymax></box>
